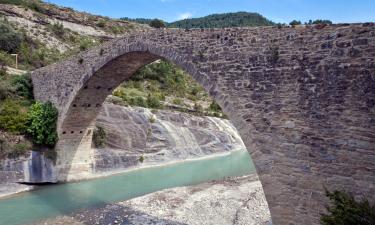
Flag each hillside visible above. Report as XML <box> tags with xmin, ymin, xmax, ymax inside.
<box><xmin>169</xmin><ymin>12</ymin><xmax>274</xmax><ymax>28</ymax></box>
<box><xmin>123</xmin><ymin>12</ymin><xmax>274</xmax><ymax>28</ymax></box>
<box><xmin>0</xmin><ymin>0</ymin><xmax>146</xmax><ymax>67</ymax></box>
<box><xmin>0</xmin><ymin>0</ymin><xmax>224</xmax><ymax>161</ymax></box>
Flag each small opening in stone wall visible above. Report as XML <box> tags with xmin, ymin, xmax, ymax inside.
<box><xmin>79</xmin><ymin>131</ymin><xmax>83</xmax><ymax>134</ymax></box>
<box><xmin>84</xmin><ymin>86</ymin><xmax>88</xmax><ymax>89</ymax></box>
<box><xmin>107</xmin><ymin>88</ymin><xmax>112</xmax><ymax>91</ymax></box>
<box><xmin>73</xmin><ymin>104</ymin><xmax>77</xmax><ymax>107</ymax></box>
<box><xmin>96</xmin><ymin>86</ymin><xmax>101</xmax><ymax>90</ymax></box>
<box><xmin>62</xmin><ymin>131</ymin><xmax>66</xmax><ymax>134</ymax></box>
<box><xmin>71</xmin><ymin>131</ymin><xmax>74</xmax><ymax>134</ymax></box>
<box><xmin>87</xmin><ymin>104</ymin><xmax>91</xmax><ymax>108</ymax></box>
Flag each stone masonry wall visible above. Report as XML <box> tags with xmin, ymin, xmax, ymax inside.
<box><xmin>31</xmin><ymin>24</ymin><xmax>375</xmax><ymax>225</ymax></box>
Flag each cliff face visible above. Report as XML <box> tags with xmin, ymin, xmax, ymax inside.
<box><xmin>94</xmin><ymin>103</ymin><xmax>245</xmax><ymax>172</ymax></box>
<box><xmin>0</xmin><ymin>103</ymin><xmax>246</xmax><ymax>189</ymax></box>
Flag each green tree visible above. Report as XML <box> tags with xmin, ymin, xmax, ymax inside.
<box><xmin>26</xmin><ymin>101</ymin><xmax>58</xmax><ymax>146</ymax></box>
<box><xmin>0</xmin><ymin>20</ymin><xmax>22</xmax><ymax>53</ymax></box>
<box><xmin>289</xmin><ymin>20</ymin><xmax>302</xmax><ymax>26</ymax></box>
<box><xmin>312</xmin><ymin>19</ymin><xmax>332</xmax><ymax>25</ymax></box>
<box><xmin>149</xmin><ymin>19</ymin><xmax>166</xmax><ymax>28</ymax></box>
<box><xmin>12</xmin><ymin>73</ymin><xmax>34</xmax><ymax>100</ymax></box>
<box><xmin>321</xmin><ymin>190</ymin><xmax>375</xmax><ymax>225</ymax></box>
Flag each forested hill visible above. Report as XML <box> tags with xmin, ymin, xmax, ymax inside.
<box><xmin>123</xmin><ymin>12</ymin><xmax>274</xmax><ymax>28</ymax></box>
<box><xmin>169</xmin><ymin>12</ymin><xmax>274</xmax><ymax>28</ymax></box>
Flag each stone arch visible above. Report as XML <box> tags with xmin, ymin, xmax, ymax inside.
<box><xmin>31</xmin><ymin>25</ymin><xmax>375</xmax><ymax>225</ymax></box>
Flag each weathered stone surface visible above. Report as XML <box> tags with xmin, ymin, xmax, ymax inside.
<box><xmin>36</xmin><ymin>175</ymin><xmax>271</xmax><ymax>225</ymax></box>
<box><xmin>31</xmin><ymin>24</ymin><xmax>375</xmax><ymax>225</ymax></box>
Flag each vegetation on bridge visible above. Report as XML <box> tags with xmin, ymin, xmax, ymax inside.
<box><xmin>321</xmin><ymin>190</ymin><xmax>375</xmax><ymax>225</ymax></box>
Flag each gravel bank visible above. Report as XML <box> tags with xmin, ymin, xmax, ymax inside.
<box><xmin>36</xmin><ymin>175</ymin><xmax>271</xmax><ymax>225</ymax></box>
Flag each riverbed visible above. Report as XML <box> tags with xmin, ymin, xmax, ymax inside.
<box><xmin>0</xmin><ymin>149</ymin><xmax>255</xmax><ymax>225</ymax></box>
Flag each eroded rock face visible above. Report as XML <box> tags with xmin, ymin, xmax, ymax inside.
<box><xmin>94</xmin><ymin>103</ymin><xmax>246</xmax><ymax>172</ymax></box>
<box><xmin>0</xmin><ymin>104</ymin><xmax>247</xmax><ymax>193</ymax></box>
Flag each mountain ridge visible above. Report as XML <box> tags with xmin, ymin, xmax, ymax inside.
<box><xmin>122</xmin><ymin>11</ymin><xmax>274</xmax><ymax>28</ymax></box>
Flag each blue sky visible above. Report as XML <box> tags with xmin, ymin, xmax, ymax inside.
<box><xmin>45</xmin><ymin>0</ymin><xmax>375</xmax><ymax>23</ymax></box>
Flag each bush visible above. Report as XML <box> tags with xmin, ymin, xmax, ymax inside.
<box><xmin>172</xmin><ymin>98</ymin><xmax>183</xmax><ymax>105</ymax></box>
<box><xmin>12</xmin><ymin>73</ymin><xmax>33</xmax><ymax>100</ymax></box>
<box><xmin>149</xmin><ymin>19</ymin><xmax>166</xmax><ymax>28</ymax></box>
<box><xmin>146</xmin><ymin>94</ymin><xmax>162</xmax><ymax>108</ymax></box>
<box><xmin>0</xmin><ymin>100</ymin><xmax>28</xmax><ymax>134</ymax></box>
<box><xmin>26</xmin><ymin>101</ymin><xmax>58</xmax><ymax>146</ymax></box>
<box><xmin>9</xmin><ymin>142</ymin><xmax>30</xmax><ymax>158</ymax></box>
<box><xmin>96</xmin><ymin>19</ymin><xmax>106</xmax><ymax>28</ymax></box>
<box><xmin>321</xmin><ymin>190</ymin><xmax>375</xmax><ymax>225</ymax></box>
<box><xmin>93</xmin><ymin>125</ymin><xmax>106</xmax><ymax>148</ymax></box>
<box><xmin>270</xmin><ymin>45</ymin><xmax>279</xmax><ymax>64</ymax></box>
<box><xmin>208</xmin><ymin>101</ymin><xmax>222</xmax><ymax>112</ymax></box>
<box><xmin>139</xmin><ymin>155</ymin><xmax>144</xmax><ymax>163</ymax></box>
<box><xmin>129</xmin><ymin>96</ymin><xmax>147</xmax><ymax>108</ymax></box>
<box><xmin>0</xmin><ymin>20</ymin><xmax>22</xmax><ymax>53</ymax></box>
<box><xmin>50</xmin><ymin>22</ymin><xmax>65</xmax><ymax>39</ymax></box>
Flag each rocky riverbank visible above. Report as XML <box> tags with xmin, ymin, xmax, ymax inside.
<box><xmin>36</xmin><ymin>175</ymin><xmax>272</xmax><ymax>225</ymax></box>
<box><xmin>1</xmin><ymin>103</ymin><xmax>248</xmax><ymax>196</ymax></box>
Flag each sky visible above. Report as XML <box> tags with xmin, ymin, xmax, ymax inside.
<box><xmin>45</xmin><ymin>0</ymin><xmax>375</xmax><ymax>23</ymax></box>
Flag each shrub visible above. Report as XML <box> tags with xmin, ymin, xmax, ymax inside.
<box><xmin>321</xmin><ymin>190</ymin><xmax>375</xmax><ymax>225</ymax></box>
<box><xmin>139</xmin><ymin>155</ymin><xmax>144</xmax><ymax>163</ymax></box>
<box><xmin>0</xmin><ymin>50</ymin><xmax>14</xmax><ymax>67</ymax></box>
<box><xmin>26</xmin><ymin>101</ymin><xmax>58</xmax><ymax>146</ymax></box>
<box><xmin>0</xmin><ymin>67</ymin><xmax>6</xmax><ymax>77</ymax></box>
<box><xmin>129</xmin><ymin>96</ymin><xmax>147</xmax><ymax>108</ymax></box>
<box><xmin>149</xmin><ymin>19</ymin><xmax>166</xmax><ymax>28</ymax></box>
<box><xmin>12</xmin><ymin>73</ymin><xmax>33</xmax><ymax>100</ymax></box>
<box><xmin>93</xmin><ymin>125</ymin><xmax>106</xmax><ymax>148</ymax></box>
<box><xmin>270</xmin><ymin>45</ymin><xmax>279</xmax><ymax>64</ymax></box>
<box><xmin>50</xmin><ymin>22</ymin><xmax>65</xmax><ymax>39</ymax></box>
<box><xmin>172</xmin><ymin>98</ymin><xmax>183</xmax><ymax>105</ymax></box>
<box><xmin>146</xmin><ymin>94</ymin><xmax>162</xmax><ymax>108</ymax></box>
<box><xmin>0</xmin><ymin>20</ymin><xmax>22</xmax><ymax>53</ymax></box>
<box><xmin>194</xmin><ymin>103</ymin><xmax>203</xmax><ymax>114</ymax></box>
<box><xmin>9</xmin><ymin>142</ymin><xmax>30</xmax><ymax>158</ymax></box>
<box><xmin>0</xmin><ymin>83</ymin><xmax>9</xmax><ymax>100</ymax></box>
<box><xmin>0</xmin><ymin>100</ymin><xmax>28</xmax><ymax>134</ymax></box>
<box><xmin>96</xmin><ymin>19</ymin><xmax>106</xmax><ymax>28</ymax></box>
<box><xmin>208</xmin><ymin>101</ymin><xmax>222</xmax><ymax>112</ymax></box>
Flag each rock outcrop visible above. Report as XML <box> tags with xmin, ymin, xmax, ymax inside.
<box><xmin>0</xmin><ymin>103</ymin><xmax>248</xmax><ymax>195</ymax></box>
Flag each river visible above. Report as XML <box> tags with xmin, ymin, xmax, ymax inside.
<box><xmin>0</xmin><ymin>149</ymin><xmax>255</xmax><ymax>225</ymax></box>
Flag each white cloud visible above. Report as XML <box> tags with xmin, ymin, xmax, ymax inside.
<box><xmin>178</xmin><ymin>12</ymin><xmax>192</xmax><ymax>20</ymax></box>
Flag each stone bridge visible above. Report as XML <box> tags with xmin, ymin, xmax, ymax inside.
<box><xmin>31</xmin><ymin>24</ymin><xmax>375</xmax><ymax>225</ymax></box>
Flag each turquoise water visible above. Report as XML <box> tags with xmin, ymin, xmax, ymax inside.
<box><xmin>0</xmin><ymin>149</ymin><xmax>255</xmax><ymax>225</ymax></box>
